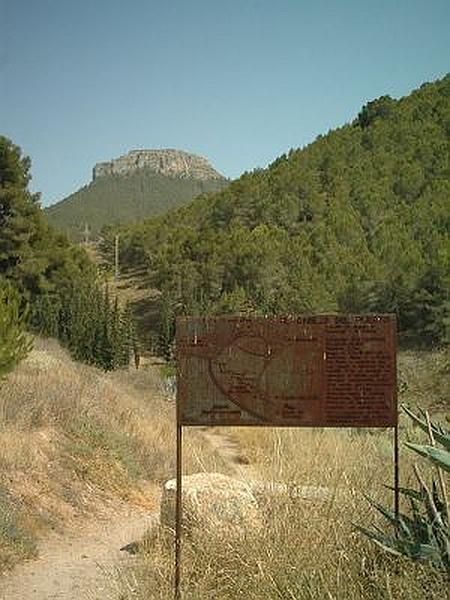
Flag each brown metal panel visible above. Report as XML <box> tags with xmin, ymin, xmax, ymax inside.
<box><xmin>176</xmin><ymin>315</ymin><xmax>397</xmax><ymax>427</ymax></box>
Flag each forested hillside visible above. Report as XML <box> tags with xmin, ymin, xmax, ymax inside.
<box><xmin>0</xmin><ymin>136</ymin><xmax>134</xmax><ymax>371</ymax></box>
<box><xmin>45</xmin><ymin>167</ymin><xmax>227</xmax><ymax>240</ymax></box>
<box><xmin>108</xmin><ymin>76</ymin><xmax>450</xmax><ymax>352</ymax></box>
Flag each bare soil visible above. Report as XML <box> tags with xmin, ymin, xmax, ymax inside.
<box><xmin>201</xmin><ymin>427</ymin><xmax>255</xmax><ymax>477</ymax></box>
<box><xmin>0</xmin><ymin>503</ymin><xmax>157</xmax><ymax>600</ymax></box>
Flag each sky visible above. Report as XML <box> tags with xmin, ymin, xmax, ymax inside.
<box><xmin>1</xmin><ymin>0</ymin><xmax>449</xmax><ymax>207</ymax></box>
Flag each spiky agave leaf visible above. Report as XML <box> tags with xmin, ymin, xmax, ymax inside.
<box><xmin>354</xmin><ymin>525</ymin><xmax>405</xmax><ymax>557</ymax></box>
<box><xmin>358</xmin><ymin>409</ymin><xmax>450</xmax><ymax>574</ymax></box>
<box><xmin>364</xmin><ymin>495</ymin><xmax>420</xmax><ymax>539</ymax></box>
<box><xmin>355</xmin><ymin>524</ymin><xmax>443</xmax><ymax>563</ymax></box>
<box><xmin>384</xmin><ymin>484</ymin><xmax>425</xmax><ymax>502</ymax></box>
<box><xmin>402</xmin><ymin>405</ymin><xmax>450</xmax><ymax>451</ymax></box>
<box><xmin>406</xmin><ymin>442</ymin><xmax>450</xmax><ymax>475</ymax></box>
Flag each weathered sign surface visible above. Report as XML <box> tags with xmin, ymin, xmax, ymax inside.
<box><xmin>176</xmin><ymin>315</ymin><xmax>397</xmax><ymax>427</ymax></box>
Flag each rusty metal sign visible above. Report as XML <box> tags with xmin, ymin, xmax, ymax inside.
<box><xmin>176</xmin><ymin>315</ymin><xmax>397</xmax><ymax>428</ymax></box>
<box><xmin>174</xmin><ymin>314</ymin><xmax>399</xmax><ymax>598</ymax></box>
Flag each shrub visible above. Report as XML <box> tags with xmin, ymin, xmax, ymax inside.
<box><xmin>357</xmin><ymin>406</ymin><xmax>449</xmax><ymax>575</ymax></box>
<box><xmin>0</xmin><ymin>281</ymin><xmax>32</xmax><ymax>378</ymax></box>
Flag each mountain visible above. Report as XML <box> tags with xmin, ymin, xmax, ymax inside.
<box><xmin>107</xmin><ymin>75</ymin><xmax>450</xmax><ymax>350</ymax></box>
<box><xmin>45</xmin><ymin>149</ymin><xmax>228</xmax><ymax>240</ymax></box>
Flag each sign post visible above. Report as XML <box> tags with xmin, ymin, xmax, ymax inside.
<box><xmin>174</xmin><ymin>314</ymin><xmax>398</xmax><ymax>599</ymax></box>
<box><xmin>394</xmin><ymin>424</ymin><xmax>400</xmax><ymax>518</ymax></box>
<box><xmin>175</xmin><ymin>423</ymin><xmax>182</xmax><ymax>600</ymax></box>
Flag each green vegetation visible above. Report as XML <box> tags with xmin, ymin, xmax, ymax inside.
<box><xmin>0</xmin><ymin>283</ymin><xmax>32</xmax><ymax>378</ymax></box>
<box><xmin>358</xmin><ymin>406</ymin><xmax>449</xmax><ymax>575</ymax></box>
<box><xmin>32</xmin><ymin>285</ymin><xmax>135</xmax><ymax>371</ymax></box>
<box><xmin>45</xmin><ymin>168</ymin><xmax>228</xmax><ymax>240</ymax></box>
<box><xmin>0</xmin><ymin>135</ymin><xmax>134</xmax><ymax>371</ymax></box>
<box><xmin>0</xmin><ymin>135</ymin><xmax>92</xmax><ymax>302</ymax></box>
<box><xmin>108</xmin><ymin>76</ymin><xmax>450</xmax><ymax>353</ymax></box>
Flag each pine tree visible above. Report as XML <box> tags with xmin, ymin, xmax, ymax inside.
<box><xmin>0</xmin><ymin>281</ymin><xmax>32</xmax><ymax>377</ymax></box>
<box><xmin>0</xmin><ymin>136</ymin><xmax>51</xmax><ymax>294</ymax></box>
<box><xmin>118</xmin><ymin>301</ymin><xmax>134</xmax><ymax>368</ymax></box>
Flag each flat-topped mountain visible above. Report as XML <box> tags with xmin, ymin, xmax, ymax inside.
<box><xmin>93</xmin><ymin>149</ymin><xmax>224</xmax><ymax>181</ymax></box>
<box><xmin>45</xmin><ymin>149</ymin><xmax>228</xmax><ymax>240</ymax></box>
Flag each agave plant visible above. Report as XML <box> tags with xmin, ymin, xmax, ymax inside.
<box><xmin>357</xmin><ymin>405</ymin><xmax>450</xmax><ymax>575</ymax></box>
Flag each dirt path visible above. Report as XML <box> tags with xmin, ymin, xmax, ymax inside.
<box><xmin>201</xmin><ymin>427</ymin><xmax>256</xmax><ymax>479</ymax></box>
<box><xmin>0</xmin><ymin>504</ymin><xmax>157</xmax><ymax>600</ymax></box>
<box><xmin>0</xmin><ymin>429</ymin><xmax>250</xmax><ymax>600</ymax></box>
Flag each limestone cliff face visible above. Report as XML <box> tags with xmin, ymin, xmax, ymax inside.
<box><xmin>93</xmin><ymin>149</ymin><xmax>224</xmax><ymax>181</ymax></box>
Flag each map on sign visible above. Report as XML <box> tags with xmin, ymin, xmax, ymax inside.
<box><xmin>176</xmin><ymin>315</ymin><xmax>397</xmax><ymax>427</ymax></box>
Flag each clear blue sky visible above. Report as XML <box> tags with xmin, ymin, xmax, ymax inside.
<box><xmin>1</xmin><ymin>0</ymin><xmax>449</xmax><ymax>207</ymax></box>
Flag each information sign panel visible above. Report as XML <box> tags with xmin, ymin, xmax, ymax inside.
<box><xmin>176</xmin><ymin>315</ymin><xmax>397</xmax><ymax>427</ymax></box>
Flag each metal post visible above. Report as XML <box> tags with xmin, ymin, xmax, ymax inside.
<box><xmin>394</xmin><ymin>424</ymin><xmax>400</xmax><ymax>520</ymax></box>
<box><xmin>175</xmin><ymin>422</ymin><xmax>183</xmax><ymax>599</ymax></box>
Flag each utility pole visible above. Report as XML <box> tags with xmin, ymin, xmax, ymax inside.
<box><xmin>115</xmin><ymin>234</ymin><xmax>120</xmax><ymax>280</ymax></box>
<box><xmin>83</xmin><ymin>222</ymin><xmax>90</xmax><ymax>244</ymax></box>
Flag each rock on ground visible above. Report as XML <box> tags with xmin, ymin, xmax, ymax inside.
<box><xmin>160</xmin><ymin>472</ymin><xmax>332</xmax><ymax>541</ymax></box>
<box><xmin>160</xmin><ymin>472</ymin><xmax>262</xmax><ymax>539</ymax></box>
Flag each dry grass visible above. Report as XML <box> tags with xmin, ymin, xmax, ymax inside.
<box><xmin>0</xmin><ymin>336</ymin><xmax>239</xmax><ymax>574</ymax></box>
<box><xmin>115</xmin><ymin>349</ymin><xmax>449</xmax><ymax>600</ymax></box>
<box><xmin>397</xmin><ymin>348</ymin><xmax>449</xmax><ymax>416</ymax></box>
<box><xmin>0</xmin><ymin>339</ymin><xmax>448</xmax><ymax>598</ymax></box>
<box><xmin>117</xmin><ymin>427</ymin><xmax>448</xmax><ymax>599</ymax></box>
<box><xmin>0</xmin><ymin>336</ymin><xmax>175</xmax><ymax>572</ymax></box>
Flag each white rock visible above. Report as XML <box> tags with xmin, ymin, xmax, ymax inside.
<box><xmin>160</xmin><ymin>472</ymin><xmax>333</xmax><ymax>543</ymax></box>
<box><xmin>160</xmin><ymin>472</ymin><xmax>261</xmax><ymax>539</ymax></box>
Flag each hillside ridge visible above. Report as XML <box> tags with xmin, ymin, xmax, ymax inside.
<box><xmin>107</xmin><ymin>75</ymin><xmax>450</xmax><ymax>351</ymax></box>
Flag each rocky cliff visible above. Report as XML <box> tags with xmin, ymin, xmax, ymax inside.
<box><xmin>93</xmin><ymin>149</ymin><xmax>224</xmax><ymax>181</ymax></box>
